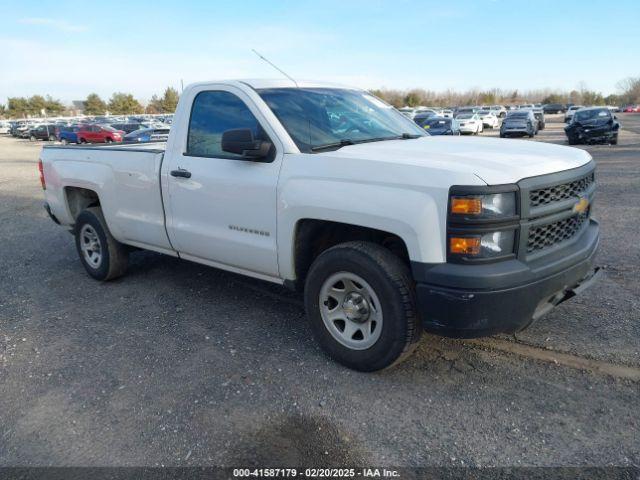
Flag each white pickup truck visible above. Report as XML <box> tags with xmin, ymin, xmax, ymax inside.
<box><xmin>40</xmin><ymin>79</ymin><xmax>600</xmax><ymax>371</ymax></box>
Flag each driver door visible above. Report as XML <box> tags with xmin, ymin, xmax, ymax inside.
<box><xmin>162</xmin><ymin>87</ymin><xmax>282</xmax><ymax>278</ymax></box>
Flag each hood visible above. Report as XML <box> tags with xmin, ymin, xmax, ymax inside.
<box><xmin>314</xmin><ymin>136</ymin><xmax>592</xmax><ymax>185</ymax></box>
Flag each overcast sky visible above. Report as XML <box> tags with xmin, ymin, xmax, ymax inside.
<box><xmin>1</xmin><ymin>0</ymin><xmax>639</xmax><ymax>104</ymax></box>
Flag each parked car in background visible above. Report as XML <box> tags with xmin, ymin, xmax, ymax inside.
<box><xmin>532</xmin><ymin>108</ymin><xmax>545</xmax><ymax>130</ymax></box>
<box><xmin>124</xmin><ymin>127</ymin><xmax>171</xmax><ymax>143</ymax></box>
<box><xmin>518</xmin><ymin>104</ymin><xmax>536</xmax><ymax>110</ymax></box>
<box><xmin>500</xmin><ymin>110</ymin><xmax>536</xmax><ymax>138</ymax></box>
<box><xmin>456</xmin><ymin>113</ymin><xmax>483</xmax><ymax>134</ymax></box>
<box><xmin>606</xmin><ymin>105</ymin><xmax>620</xmax><ymax>113</ymax></box>
<box><xmin>398</xmin><ymin>107</ymin><xmax>416</xmax><ymax>119</ymax></box>
<box><xmin>29</xmin><ymin>124</ymin><xmax>57</xmax><ymax>142</ymax></box>
<box><xmin>565</xmin><ymin>107</ymin><xmax>620</xmax><ymax>145</ymax></box>
<box><xmin>477</xmin><ymin>110</ymin><xmax>500</xmax><ymax>129</ymax></box>
<box><xmin>110</xmin><ymin>123</ymin><xmax>147</xmax><ymax>134</ymax></box>
<box><xmin>489</xmin><ymin>105</ymin><xmax>507</xmax><ymax>118</ymax></box>
<box><xmin>412</xmin><ymin>111</ymin><xmax>438</xmax><ymax>126</ymax></box>
<box><xmin>77</xmin><ymin>124</ymin><xmax>124</xmax><ymax>144</ymax></box>
<box><xmin>622</xmin><ymin>105</ymin><xmax>640</xmax><ymax>113</ymax></box>
<box><xmin>543</xmin><ymin>103</ymin><xmax>565</xmax><ymax>114</ymax></box>
<box><xmin>565</xmin><ymin>105</ymin><xmax>584</xmax><ymax>122</ymax></box>
<box><xmin>414</xmin><ymin>116</ymin><xmax>460</xmax><ymax>135</ymax></box>
<box><xmin>57</xmin><ymin>125</ymin><xmax>81</xmax><ymax>144</ymax></box>
<box><xmin>0</xmin><ymin>121</ymin><xmax>11</xmax><ymax>134</ymax></box>
<box><xmin>455</xmin><ymin>106</ymin><xmax>478</xmax><ymax>116</ymax></box>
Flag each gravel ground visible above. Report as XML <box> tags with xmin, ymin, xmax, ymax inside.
<box><xmin>0</xmin><ymin>116</ymin><xmax>638</xmax><ymax>468</ymax></box>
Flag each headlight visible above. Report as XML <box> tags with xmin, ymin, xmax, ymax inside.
<box><xmin>449</xmin><ymin>230</ymin><xmax>515</xmax><ymax>258</ymax></box>
<box><xmin>450</xmin><ymin>192</ymin><xmax>517</xmax><ymax>220</ymax></box>
<box><xmin>447</xmin><ymin>188</ymin><xmax>519</xmax><ymax>262</ymax></box>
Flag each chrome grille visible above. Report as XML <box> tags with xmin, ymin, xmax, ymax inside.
<box><xmin>527</xmin><ymin>210</ymin><xmax>590</xmax><ymax>253</ymax></box>
<box><xmin>529</xmin><ymin>172</ymin><xmax>594</xmax><ymax>207</ymax></box>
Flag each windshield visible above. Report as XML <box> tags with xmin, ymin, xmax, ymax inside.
<box><xmin>457</xmin><ymin>113</ymin><xmax>474</xmax><ymax>119</ymax></box>
<box><xmin>575</xmin><ymin>109</ymin><xmax>609</xmax><ymax>121</ymax></box>
<box><xmin>507</xmin><ymin>112</ymin><xmax>528</xmax><ymax>119</ymax></box>
<box><xmin>258</xmin><ymin>88</ymin><xmax>425</xmax><ymax>152</ymax></box>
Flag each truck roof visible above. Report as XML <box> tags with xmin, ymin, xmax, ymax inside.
<box><xmin>186</xmin><ymin>79</ymin><xmax>359</xmax><ymax>90</ymax></box>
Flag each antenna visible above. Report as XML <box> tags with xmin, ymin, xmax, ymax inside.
<box><xmin>251</xmin><ymin>49</ymin><xmax>298</xmax><ymax>87</ymax></box>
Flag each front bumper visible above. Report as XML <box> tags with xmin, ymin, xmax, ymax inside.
<box><xmin>567</xmin><ymin>128</ymin><xmax>617</xmax><ymax>143</ymax></box>
<box><xmin>412</xmin><ymin>219</ymin><xmax>600</xmax><ymax>338</ymax></box>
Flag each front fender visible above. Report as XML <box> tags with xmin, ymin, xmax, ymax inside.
<box><xmin>277</xmin><ymin>178</ymin><xmax>448</xmax><ymax>280</ymax></box>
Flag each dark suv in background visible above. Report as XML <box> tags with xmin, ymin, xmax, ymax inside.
<box><xmin>543</xmin><ymin>103</ymin><xmax>565</xmax><ymax>114</ymax></box>
<box><xmin>29</xmin><ymin>124</ymin><xmax>57</xmax><ymax>142</ymax></box>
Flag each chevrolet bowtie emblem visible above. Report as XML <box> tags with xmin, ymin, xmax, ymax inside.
<box><xmin>573</xmin><ymin>197</ymin><xmax>590</xmax><ymax>214</ymax></box>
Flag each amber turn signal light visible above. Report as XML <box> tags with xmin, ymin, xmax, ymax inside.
<box><xmin>451</xmin><ymin>197</ymin><xmax>482</xmax><ymax>215</ymax></box>
<box><xmin>449</xmin><ymin>236</ymin><xmax>481</xmax><ymax>255</ymax></box>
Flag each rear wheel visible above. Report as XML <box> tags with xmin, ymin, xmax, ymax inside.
<box><xmin>61</xmin><ymin>138</ymin><xmax>68</xmax><ymax>145</ymax></box>
<box><xmin>304</xmin><ymin>241</ymin><xmax>421</xmax><ymax>371</ymax></box>
<box><xmin>48</xmin><ymin>134</ymin><xmax>56</xmax><ymax>142</ymax></box>
<box><xmin>75</xmin><ymin>207</ymin><xmax>128</xmax><ymax>281</ymax></box>
<box><xmin>610</xmin><ymin>134</ymin><xmax>618</xmax><ymax>145</ymax></box>
<box><xmin>29</xmin><ymin>135</ymin><xmax>36</xmax><ymax>142</ymax></box>
<box><xmin>105</xmin><ymin>137</ymin><xmax>113</xmax><ymax>143</ymax></box>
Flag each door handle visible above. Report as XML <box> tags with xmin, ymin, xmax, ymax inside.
<box><xmin>170</xmin><ymin>168</ymin><xmax>192</xmax><ymax>179</ymax></box>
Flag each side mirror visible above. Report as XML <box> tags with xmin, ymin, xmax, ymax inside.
<box><xmin>221</xmin><ymin>128</ymin><xmax>271</xmax><ymax>160</ymax></box>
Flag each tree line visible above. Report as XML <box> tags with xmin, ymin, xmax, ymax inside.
<box><xmin>370</xmin><ymin>77</ymin><xmax>640</xmax><ymax>108</ymax></box>
<box><xmin>2</xmin><ymin>77</ymin><xmax>639</xmax><ymax>118</ymax></box>
<box><xmin>0</xmin><ymin>87</ymin><xmax>180</xmax><ymax>119</ymax></box>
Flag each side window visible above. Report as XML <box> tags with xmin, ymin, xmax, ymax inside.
<box><xmin>187</xmin><ymin>90</ymin><xmax>266</xmax><ymax>159</ymax></box>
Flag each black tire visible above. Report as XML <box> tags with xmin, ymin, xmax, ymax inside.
<box><xmin>75</xmin><ymin>207</ymin><xmax>128</xmax><ymax>281</ymax></box>
<box><xmin>61</xmin><ymin>138</ymin><xmax>68</xmax><ymax>145</ymax></box>
<box><xmin>610</xmin><ymin>135</ymin><xmax>618</xmax><ymax>145</ymax></box>
<box><xmin>29</xmin><ymin>135</ymin><xmax>36</xmax><ymax>142</ymax></box>
<box><xmin>500</xmin><ymin>133</ymin><xmax>506</xmax><ymax>138</ymax></box>
<box><xmin>304</xmin><ymin>241</ymin><xmax>421</xmax><ymax>371</ymax></box>
<box><xmin>568</xmin><ymin>135</ymin><xmax>578</xmax><ymax>145</ymax></box>
<box><xmin>48</xmin><ymin>134</ymin><xmax>56</xmax><ymax>141</ymax></box>
<box><xmin>79</xmin><ymin>138</ymin><xmax>87</xmax><ymax>144</ymax></box>
<box><xmin>105</xmin><ymin>137</ymin><xmax>113</xmax><ymax>143</ymax></box>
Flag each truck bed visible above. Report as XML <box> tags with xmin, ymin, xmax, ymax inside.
<box><xmin>41</xmin><ymin>143</ymin><xmax>173</xmax><ymax>253</ymax></box>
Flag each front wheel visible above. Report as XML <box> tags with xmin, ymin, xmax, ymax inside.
<box><xmin>61</xmin><ymin>138</ymin><xmax>68</xmax><ymax>145</ymax></box>
<box><xmin>30</xmin><ymin>135</ymin><xmax>36</xmax><ymax>142</ymax></box>
<box><xmin>75</xmin><ymin>207</ymin><xmax>129</xmax><ymax>281</ymax></box>
<box><xmin>304</xmin><ymin>241</ymin><xmax>421</xmax><ymax>371</ymax></box>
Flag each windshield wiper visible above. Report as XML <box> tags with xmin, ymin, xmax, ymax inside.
<box><xmin>311</xmin><ymin>133</ymin><xmax>422</xmax><ymax>152</ymax></box>
<box><xmin>311</xmin><ymin>139</ymin><xmax>355</xmax><ymax>152</ymax></box>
